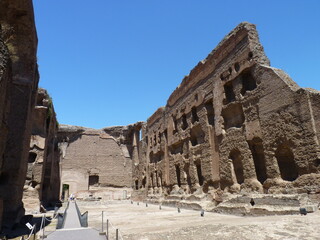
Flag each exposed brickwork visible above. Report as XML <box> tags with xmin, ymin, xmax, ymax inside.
<box><xmin>57</xmin><ymin>124</ymin><xmax>143</xmax><ymax>197</ymax></box>
<box><xmin>131</xmin><ymin>23</ymin><xmax>320</xmax><ymax>207</ymax></box>
<box><xmin>23</xmin><ymin>88</ymin><xmax>60</xmax><ymax>213</ymax></box>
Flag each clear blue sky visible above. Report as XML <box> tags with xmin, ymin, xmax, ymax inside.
<box><xmin>33</xmin><ymin>0</ymin><xmax>320</xmax><ymax>129</ymax></box>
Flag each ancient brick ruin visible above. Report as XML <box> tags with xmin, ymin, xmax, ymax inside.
<box><xmin>0</xmin><ymin>0</ymin><xmax>320</xmax><ymax>234</ymax></box>
<box><xmin>56</xmin><ymin>22</ymin><xmax>320</xmax><ymax>214</ymax></box>
<box><xmin>57</xmin><ymin>123</ymin><xmax>142</xmax><ymax>197</ymax></box>
<box><xmin>23</xmin><ymin>88</ymin><xmax>60</xmax><ymax>213</ymax></box>
<box><xmin>130</xmin><ymin>23</ymin><xmax>320</xmax><ymax>212</ymax></box>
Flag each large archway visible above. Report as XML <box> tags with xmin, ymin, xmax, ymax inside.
<box><xmin>248</xmin><ymin>138</ymin><xmax>267</xmax><ymax>183</ymax></box>
<box><xmin>275</xmin><ymin>143</ymin><xmax>298</xmax><ymax>181</ymax></box>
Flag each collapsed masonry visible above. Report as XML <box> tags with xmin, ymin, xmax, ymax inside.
<box><xmin>130</xmin><ymin>22</ymin><xmax>320</xmax><ymax>213</ymax></box>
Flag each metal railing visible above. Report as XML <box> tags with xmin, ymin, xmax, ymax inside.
<box><xmin>74</xmin><ymin>201</ymin><xmax>88</xmax><ymax>227</ymax></box>
<box><xmin>56</xmin><ymin>201</ymin><xmax>69</xmax><ymax>229</ymax></box>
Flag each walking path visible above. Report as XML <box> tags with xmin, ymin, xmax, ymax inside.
<box><xmin>63</xmin><ymin>201</ymin><xmax>82</xmax><ymax>228</ymax></box>
<box><xmin>46</xmin><ymin>201</ymin><xmax>105</xmax><ymax>240</ymax></box>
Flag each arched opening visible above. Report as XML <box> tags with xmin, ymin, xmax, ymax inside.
<box><xmin>240</xmin><ymin>70</ymin><xmax>257</xmax><ymax>95</ymax></box>
<box><xmin>195</xmin><ymin>162</ymin><xmax>204</xmax><ymax>186</ymax></box>
<box><xmin>275</xmin><ymin>144</ymin><xmax>298</xmax><ymax>181</ymax></box>
<box><xmin>190</xmin><ymin>125</ymin><xmax>205</xmax><ymax>146</ymax></box>
<box><xmin>223</xmin><ymin>81</ymin><xmax>236</xmax><ymax>104</ymax></box>
<box><xmin>135</xmin><ymin>179</ymin><xmax>139</xmax><ymax>190</ymax></box>
<box><xmin>150</xmin><ymin>173</ymin><xmax>154</xmax><ymax>188</ymax></box>
<box><xmin>248</xmin><ymin>138</ymin><xmax>267</xmax><ymax>183</ymax></box>
<box><xmin>230</xmin><ymin>149</ymin><xmax>244</xmax><ymax>184</ymax></box>
<box><xmin>191</xmin><ymin>107</ymin><xmax>199</xmax><ymax>123</ymax></box>
<box><xmin>175</xmin><ymin>165</ymin><xmax>181</xmax><ymax>187</ymax></box>
<box><xmin>184</xmin><ymin>164</ymin><xmax>192</xmax><ymax>187</ymax></box>
<box><xmin>142</xmin><ymin>176</ymin><xmax>146</xmax><ymax>188</ymax></box>
<box><xmin>205</xmin><ymin>100</ymin><xmax>215</xmax><ymax>126</ymax></box>
<box><xmin>62</xmin><ymin>184</ymin><xmax>69</xmax><ymax>201</ymax></box>
<box><xmin>155</xmin><ymin>170</ymin><xmax>159</xmax><ymax>187</ymax></box>
<box><xmin>172</xmin><ymin>116</ymin><xmax>178</xmax><ymax>134</ymax></box>
<box><xmin>181</xmin><ymin>114</ymin><xmax>188</xmax><ymax>130</ymax></box>
<box><xmin>163</xmin><ymin>129</ymin><xmax>168</xmax><ymax>142</ymax></box>
<box><xmin>28</xmin><ymin>152</ymin><xmax>37</xmax><ymax>163</ymax></box>
<box><xmin>221</xmin><ymin>103</ymin><xmax>245</xmax><ymax>129</ymax></box>
<box><xmin>158</xmin><ymin>171</ymin><xmax>163</xmax><ymax>187</ymax></box>
<box><xmin>153</xmin><ymin>134</ymin><xmax>157</xmax><ymax>146</ymax></box>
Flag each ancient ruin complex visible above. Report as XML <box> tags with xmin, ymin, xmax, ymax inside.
<box><xmin>129</xmin><ymin>23</ymin><xmax>320</xmax><ymax>212</ymax></box>
<box><xmin>55</xmin><ymin>22</ymin><xmax>320</xmax><ymax>214</ymax></box>
<box><xmin>0</xmin><ymin>0</ymin><xmax>319</xmax><ymax>235</ymax></box>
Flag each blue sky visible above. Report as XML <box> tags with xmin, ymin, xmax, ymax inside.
<box><xmin>33</xmin><ymin>0</ymin><xmax>320</xmax><ymax>129</ymax></box>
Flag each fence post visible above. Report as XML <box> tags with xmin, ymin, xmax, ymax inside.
<box><xmin>116</xmin><ymin>229</ymin><xmax>119</xmax><ymax>240</ymax></box>
<box><xmin>106</xmin><ymin>219</ymin><xmax>109</xmax><ymax>240</ymax></box>
<box><xmin>101</xmin><ymin>211</ymin><xmax>104</xmax><ymax>233</ymax></box>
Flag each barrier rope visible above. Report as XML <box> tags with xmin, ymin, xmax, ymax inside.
<box><xmin>107</xmin><ymin>219</ymin><xmax>124</xmax><ymax>240</ymax></box>
<box><xmin>45</xmin><ymin>213</ymin><xmax>59</xmax><ymax>222</ymax></box>
<box><xmin>118</xmin><ymin>229</ymin><xmax>125</xmax><ymax>240</ymax></box>
<box><xmin>108</xmin><ymin>220</ymin><xmax>117</xmax><ymax>231</ymax></box>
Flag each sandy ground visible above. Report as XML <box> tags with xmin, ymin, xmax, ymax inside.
<box><xmin>74</xmin><ymin>200</ymin><xmax>320</xmax><ymax>240</ymax></box>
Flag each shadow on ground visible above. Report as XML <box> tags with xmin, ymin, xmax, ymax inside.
<box><xmin>0</xmin><ymin>215</ymin><xmax>53</xmax><ymax>239</ymax></box>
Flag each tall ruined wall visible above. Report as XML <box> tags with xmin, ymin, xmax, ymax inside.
<box><xmin>0</xmin><ymin>26</ymin><xmax>12</xmax><ymax>231</ymax></box>
<box><xmin>23</xmin><ymin>88</ymin><xmax>60</xmax><ymax>213</ymax></box>
<box><xmin>132</xmin><ymin>22</ymin><xmax>320</xmax><ymax>202</ymax></box>
<box><xmin>0</xmin><ymin>0</ymin><xmax>39</xmax><ymax>229</ymax></box>
<box><xmin>309</xmin><ymin>90</ymin><xmax>320</xmax><ymax>152</ymax></box>
<box><xmin>58</xmin><ymin>124</ymin><xmax>141</xmax><ymax>197</ymax></box>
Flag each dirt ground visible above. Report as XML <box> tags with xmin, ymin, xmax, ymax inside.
<box><xmin>75</xmin><ymin>200</ymin><xmax>320</xmax><ymax>240</ymax></box>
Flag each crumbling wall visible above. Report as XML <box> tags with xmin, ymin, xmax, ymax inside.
<box><xmin>132</xmin><ymin>22</ymin><xmax>320</xmax><ymax>203</ymax></box>
<box><xmin>309</xmin><ymin>90</ymin><xmax>320</xmax><ymax>168</ymax></box>
<box><xmin>58</xmin><ymin>124</ymin><xmax>139</xmax><ymax>197</ymax></box>
<box><xmin>23</xmin><ymin>89</ymin><xmax>60</xmax><ymax>213</ymax></box>
<box><xmin>0</xmin><ymin>0</ymin><xmax>39</xmax><ymax>229</ymax></box>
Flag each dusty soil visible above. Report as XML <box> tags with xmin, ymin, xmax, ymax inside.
<box><xmin>75</xmin><ymin>200</ymin><xmax>320</xmax><ymax>240</ymax></box>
